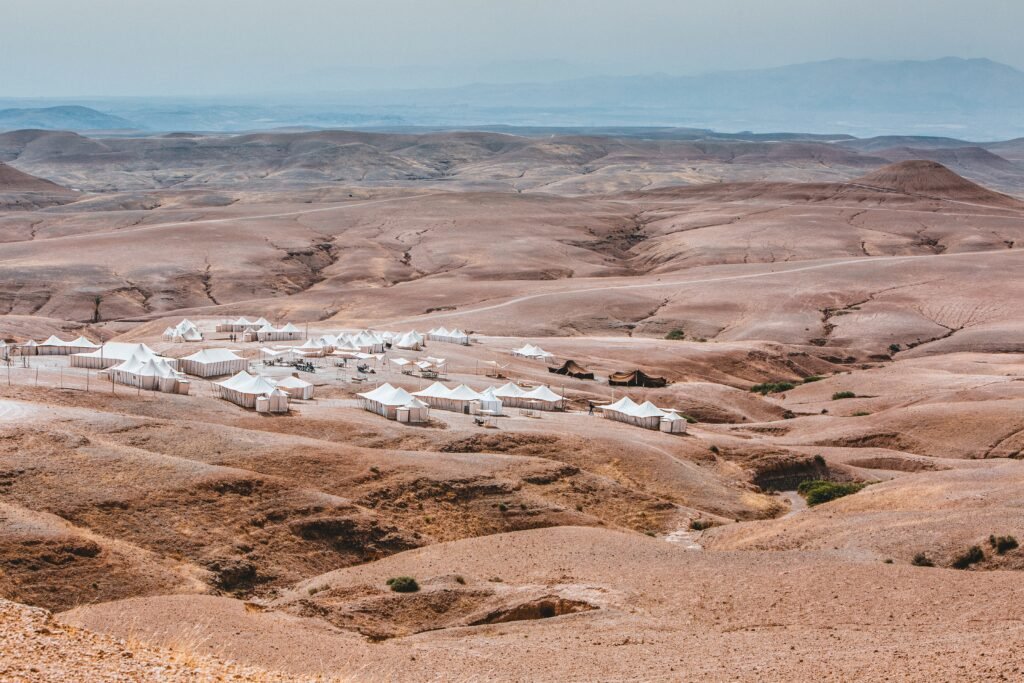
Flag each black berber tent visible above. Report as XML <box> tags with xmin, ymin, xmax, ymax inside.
<box><xmin>607</xmin><ymin>369</ymin><xmax>668</xmax><ymax>388</ymax></box>
<box><xmin>548</xmin><ymin>359</ymin><xmax>595</xmax><ymax>380</ymax></box>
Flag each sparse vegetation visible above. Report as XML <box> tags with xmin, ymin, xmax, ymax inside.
<box><xmin>851</xmin><ymin>411</ymin><xmax>871</xmax><ymax>417</ymax></box>
<box><xmin>750</xmin><ymin>381</ymin><xmax>796</xmax><ymax>395</ymax></box>
<box><xmin>796</xmin><ymin>480</ymin><xmax>866</xmax><ymax>506</ymax></box>
<box><xmin>888</xmin><ymin>343</ymin><xmax>902</xmax><ymax>354</ymax></box>
<box><xmin>989</xmin><ymin>535</ymin><xmax>1018</xmax><ymax>555</ymax></box>
<box><xmin>950</xmin><ymin>546</ymin><xmax>985</xmax><ymax>570</ymax></box>
<box><xmin>802</xmin><ymin>375</ymin><xmax>824</xmax><ymax>383</ymax></box>
<box><xmin>832</xmin><ymin>391</ymin><xmax>856</xmax><ymax>400</ymax></box>
<box><xmin>665</xmin><ymin>329</ymin><xmax>686</xmax><ymax>340</ymax></box>
<box><xmin>497</xmin><ymin>502</ymin><xmax>508</xmax><ymax>512</ymax></box>
<box><xmin>386</xmin><ymin>576</ymin><xmax>420</xmax><ymax>593</ymax></box>
<box><xmin>813</xmin><ymin>454</ymin><xmax>826</xmax><ymax>466</ymax></box>
<box><xmin>911</xmin><ymin>553</ymin><xmax>935</xmax><ymax>567</ymax></box>
<box><xmin>680</xmin><ymin>414</ymin><xmax>698</xmax><ymax>424</ymax></box>
<box><xmin>709</xmin><ymin>445</ymin><xmax>720</xmax><ymax>455</ymax></box>
<box><xmin>689</xmin><ymin>519</ymin><xmax>714</xmax><ymax>531</ymax></box>
<box><xmin>454</xmin><ymin>575</ymin><xmax>466</xmax><ymax>585</ymax></box>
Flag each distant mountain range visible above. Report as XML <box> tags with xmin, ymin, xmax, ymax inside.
<box><xmin>2</xmin><ymin>58</ymin><xmax>1023</xmax><ymax>139</ymax></box>
<box><xmin>0</xmin><ymin>105</ymin><xmax>133</xmax><ymax>131</ymax></box>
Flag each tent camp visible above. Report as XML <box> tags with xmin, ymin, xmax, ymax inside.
<box><xmin>215</xmin><ymin>371</ymin><xmax>289</xmax><ymax>412</ymax></box>
<box><xmin>178</xmin><ymin>348</ymin><xmax>248</xmax><ymax>377</ymax></box>
<box><xmin>106</xmin><ymin>354</ymin><xmax>189</xmax><ymax>394</ymax></box>
<box><xmin>163</xmin><ymin>319</ymin><xmax>203</xmax><ymax>342</ymax></box>
<box><xmin>32</xmin><ymin>335</ymin><xmax>101</xmax><ymax>356</ymax></box>
<box><xmin>548</xmin><ymin>359</ymin><xmax>595</xmax><ymax>380</ymax></box>
<box><xmin>71</xmin><ymin>343</ymin><xmax>174</xmax><ymax>370</ymax></box>
<box><xmin>277</xmin><ymin>375</ymin><xmax>314</xmax><ymax>400</ymax></box>
<box><xmin>608</xmin><ymin>369</ymin><xmax>668</xmax><ymax>388</ymax></box>
<box><xmin>512</xmin><ymin>344</ymin><xmax>554</xmax><ymax>360</ymax></box>
<box><xmin>357</xmin><ymin>383</ymin><xmax>430</xmax><ymax>423</ymax></box>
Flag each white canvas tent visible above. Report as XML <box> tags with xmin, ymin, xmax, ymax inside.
<box><xmin>493</xmin><ymin>382</ymin><xmax>564</xmax><ymax>410</ymax></box>
<box><xmin>357</xmin><ymin>383</ymin><xmax>429</xmax><ymax>422</ymax></box>
<box><xmin>660</xmin><ymin>410</ymin><xmax>688</xmax><ymax>434</ymax></box>
<box><xmin>163</xmin><ymin>319</ymin><xmax>203</xmax><ymax>342</ymax></box>
<box><xmin>277</xmin><ymin>375</ymin><xmax>314</xmax><ymax>400</ymax></box>
<box><xmin>393</xmin><ymin>331</ymin><xmax>426</xmax><ymax>351</ymax></box>
<box><xmin>71</xmin><ymin>342</ymin><xmax>174</xmax><ymax>370</ymax></box>
<box><xmin>511</xmin><ymin>343</ymin><xmax>554</xmax><ymax>360</ymax></box>
<box><xmin>428</xmin><ymin>327</ymin><xmax>470</xmax><ymax>345</ymax></box>
<box><xmin>0</xmin><ymin>340</ymin><xmax>7</xmax><ymax>360</ymax></box>
<box><xmin>107</xmin><ymin>354</ymin><xmax>189</xmax><ymax>394</ymax></box>
<box><xmin>215</xmin><ymin>371</ymin><xmax>289</xmax><ymax>412</ymax></box>
<box><xmin>295</xmin><ymin>338</ymin><xmax>326</xmax><ymax>357</ymax></box>
<box><xmin>216</xmin><ymin>317</ymin><xmax>266</xmax><ymax>333</ymax></box>
<box><xmin>478</xmin><ymin>386</ymin><xmax>503</xmax><ymax>414</ymax></box>
<box><xmin>247</xmin><ymin>323</ymin><xmax>303</xmax><ymax>343</ymax></box>
<box><xmin>178</xmin><ymin>348</ymin><xmax>248</xmax><ymax>377</ymax></box>
<box><xmin>34</xmin><ymin>335</ymin><xmax>101</xmax><ymax>356</ymax></box>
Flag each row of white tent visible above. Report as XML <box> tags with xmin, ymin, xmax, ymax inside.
<box><xmin>216</xmin><ymin>317</ymin><xmax>272</xmax><ymax>333</ymax></box>
<box><xmin>162</xmin><ymin>319</ymin><xmax>203</xmax><ymax>343</ymax></box>
<box><xmin>512</xmin><ymin>343</ymin><xmax>554</xmax><ymax>360</ymax></box>
<box><xmin>19</xmin><ymin>335</ymin><xmax>100</xmax><ymax>356</ymax></box>
<box><xmin>427</xmin><ymin>327</ymin><xmax>470</xmax><ymax>346</ymax></box>
<box><xmin>599</xmin><ymin>396</ymin><xmax>688</xmax><ymax>434</ymax></box>
<box><xmin>358</xmin><ymin>380</ymin><xmax>565</xmax><ymax>421</ymax></box>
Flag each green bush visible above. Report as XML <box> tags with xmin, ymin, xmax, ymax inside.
<box><xmin>386</xmin><ymin>576</ymin><xmax>420</xmax><ymax>593</ymax></box>
<box><xmin>680</xmin><ymin>414</ymin><xmax>698</xmax><ymax>424</ymax></box>
<box><xmin>888</xmin><ymin>343</ymin><xmax>901</xmax><ymax>354</ymax></box>
<box><xmin>802</xmin><ymin>375</ymin><xmax>824</xmax><ymax>383</ymax></box>
<box><xmin>796</xmin><ymin>480</ymin><xmax>866</xmax><ymax>506</ymax></box>
<box><xmin>665</xmin><ymin>329</ymin><xmax>686</xmax><ymax>340</ymax></box>
<box><xmin>689</xmin><ymin>519</ymin><xmax>714</xmax><ymax>531</ymax></box>
<box><xmin>911</xmin><ymin>553</ymin><xmax>934</xmax><ymax>567</ymax></box>
<box><xmin>832</xmin><ymin>391</ymin><xmax>856</xmax><ymax>400</ymax></box>
<box><xmin>989</xmin><ymin>535</ymin><xmax>1019</xmax><ymax>555</ymax></box>
<box><xmin>951</xmin><ymin>546</ymin><xmax>985</xmax><ymax>570</ymax></box>
<box><xmin>750</xmin><ymin>381</ymin><xmax>796</xmax><ymax>395</ymax></box>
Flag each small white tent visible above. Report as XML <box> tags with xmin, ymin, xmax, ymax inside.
<box><xmin>163</xmin><ymin>319</ymin><xmax>203</xmax><ymax>342</ymax></box>
<box><xmin>107</xmin><ymin>354</ymin><xmax>189</xmax><ymax>394</ymax></box>
<box><xmin>660</xmin><ymin>410</ymin><xmax>688</xmax><ymax>434</ymax></box>
<box><xmin>511</xmin><ymin>343</ymin><xmax>554</xmax><ymax>360</ymax></box>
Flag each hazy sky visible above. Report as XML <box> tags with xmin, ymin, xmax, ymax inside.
<box><xmin>3</xmin><ymin>0</ymin><xmax>1022</xmax><ymax>97</ymax></box>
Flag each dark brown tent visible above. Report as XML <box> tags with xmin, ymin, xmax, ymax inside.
<box><xmin>608</xmin><ymin>369</ymin><xmax>668</xmax><ymax>388</ymax></box>
<box><xmin>548</xmin><ymin>359</ymin><xmax>595</xmax><ymax>380</ymax></box>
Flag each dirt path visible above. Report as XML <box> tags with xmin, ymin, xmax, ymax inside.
<box><xmin>781</xmin><ymin>490</ymin><xmax>808</xmax><ymax>518</ymax></box>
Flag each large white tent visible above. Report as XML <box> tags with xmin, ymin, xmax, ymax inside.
<box><xmin>357</xmin><ymin>383</ymin><xmax>430</xmax><ymax>423</ymax></box>
<box><xmin>178</xmin><ymin>348</ymin><xmax>248</xmax><ymax>377</ymax></box>
<box><xmin>295</xmin><ymin>338</ymin><xmax>327</xmax><ymax>357</ymax></box>
<box><xmin>215</xmin><ymin>371</ymin><xmax>289</xmax><ymax>412</ymax></box>
<box><xmin>106</xmin><ymin>354</ymin><xmax>189</xmax><ymax>394</ymax></box>
<box><xmin>71</xmin><ymin>343</ymin><xmax>174</xmax><ymax>370</ymax></box>
<box><xmin>163</xmin><ymin>319</ymin><xmax>203</xmax><ymax>342</ymax></box>
<box><xmin>277</xmin><ymin>375</ymin><xmax>315</xmax><ymax>400</ymax></box>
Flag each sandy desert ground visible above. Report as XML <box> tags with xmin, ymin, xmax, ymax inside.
<box><xmin>1</xmin><ymin>128</ymin><xmax>1024</xmax><ymax>681</ymax></box>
